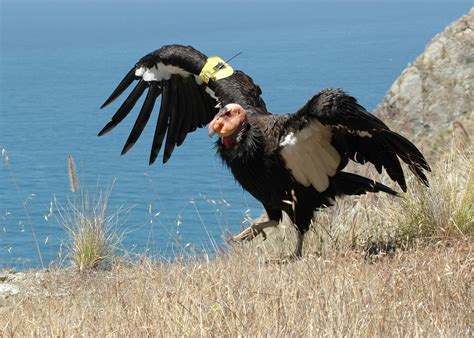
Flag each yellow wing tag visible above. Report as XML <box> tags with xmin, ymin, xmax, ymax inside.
<box><xmin>199</xmin><ymin>56</ymin><xmax>234</xmax><ymax>84</ymax></box>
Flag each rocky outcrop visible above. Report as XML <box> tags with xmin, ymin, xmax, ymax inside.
<box><xmin>374</xmin><ymin>9</ymin><xmax>473</xmax><ymax>149</ymax></box>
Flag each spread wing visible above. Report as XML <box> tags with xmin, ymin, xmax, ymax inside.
<box><xmin>99</xmin><ymin>44</ymin><xmax>267</xmax><ymax>164</ymax></box>
<box><xmin>280</xmin><ymin>88</ymin><xmax>430</xmax><ymax>192</ymax></box>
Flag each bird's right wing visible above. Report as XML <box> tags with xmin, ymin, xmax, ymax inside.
<box><xmin>99</xmin><ymin>44</ymin><xmax>267</xmax><ymax>165</ymax></box>
<box><xmin>279</xmin><ymin>88</ymin><xmax>430</xmax><ymax>193</ymax></box>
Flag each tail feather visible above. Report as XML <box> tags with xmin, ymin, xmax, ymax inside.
<box><xmin>383</xmin><ymin>131</ymin><xmax>431</xmax><ymax>187</ymax></box>
<box><xmin>335</xmin><ymin>172</ymin><xmax>400</xmax><ymax>197</ymax></box>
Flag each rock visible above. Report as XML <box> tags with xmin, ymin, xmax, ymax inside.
<box><xmin>0</xmin><ymin>284</ymin><xmax>20</xmax><ymax>297</ymax></box>
<box><xmin>374</xmin><ymin>9</ymin><xmax>473</xmax><ymax>151</ymax></box>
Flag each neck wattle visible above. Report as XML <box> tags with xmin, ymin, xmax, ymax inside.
<box><xmin>222</xmin><ymin>136</ymin><xmax>236</xmax><ymax>149</ymax></box>
<box><xmin>221</xmin><ymin>118</ymin><xmax>248</xmax><ymax>149</ymax></box>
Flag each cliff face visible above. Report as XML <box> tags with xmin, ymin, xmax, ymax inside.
<box><xmin>374</xmin><ymin>9</ymin><xmax>473</xmax><ymax>146</ymax></box>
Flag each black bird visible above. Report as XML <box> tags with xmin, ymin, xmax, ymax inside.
<box><xmin>99</xmin><ymin>44</ymin><xmax>430</xmax><ymax>258</ymax></box>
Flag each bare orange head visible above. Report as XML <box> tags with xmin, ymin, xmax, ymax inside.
<box><xmin>208</xmin><ymin>104</ymin><xmax>248</xmax><ymax>137</ymax></box>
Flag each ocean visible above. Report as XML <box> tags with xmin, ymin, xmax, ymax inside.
<box><xmin>1</xmin><ymin>0</ymin><xmax>471</xmax><ymax>269</ymax></box>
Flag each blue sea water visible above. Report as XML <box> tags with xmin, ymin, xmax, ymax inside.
<box><xmin>1</xmin><ymin>0</ymin><xmax>472</xmax><ymax>269</ymax></box>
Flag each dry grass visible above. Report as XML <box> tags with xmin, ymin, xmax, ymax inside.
<box><xmin>54</xmin><ymin>155</ymin><xmax>122</xmax><ymax>271</ymax></box>
<box><xmin>0</xmin><ymin>117</ymin><xmax>472</xmax><ymax>336</ymax></box>
<box><xmin>54</xmin><ymin>188</ymin><xmax>122</xmax><ymax>271</ymax></box>
<box><xmin>0</xmin><ymin>240</ymin><xmax>471</xmax><ymax>336</ymax></box>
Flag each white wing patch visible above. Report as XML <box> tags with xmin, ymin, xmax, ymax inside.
<box><xmin>280</xmin><ymin>121</ymin><xmax>341</xmax><ymax>192</ymax></box>
<box><xmin>334</xmin><ymin>125</ymin><xmax>373</xmax><ymax>138</ymax></box>
<box><xmin>135</xmin><ymin>63</ymin><xmax>191</xmax><ymax>81</ymax></box>
<box><xmin>134</xmin><ymin>62</ymin><xmax>220</xmax><ymax>107</ymax></box>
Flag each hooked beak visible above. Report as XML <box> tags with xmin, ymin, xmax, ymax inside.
<box><xmin>208</xmin><ymin>122</ymin><xmax>216</xmax><ymax>138</ymax></box>
<box><xmin>208</xmin><ymin>107</ymin><xmax>228</xmax><ymax>137</ymax></box>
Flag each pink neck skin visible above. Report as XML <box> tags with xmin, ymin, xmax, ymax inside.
<box><xmin>221</xmin><ymin>116</ymin><xmax>248</xmax><ymax>149</ymax></box>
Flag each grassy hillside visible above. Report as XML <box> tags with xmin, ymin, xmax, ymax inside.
<box><xmin>1</xmin><ymin>126</ymin><xmax>472</xmax><ymax>336</ymax></box>
<box><xmin>0</xmin><ymin>239</ymin><xmax>471</xmax><ymax>336</ymax></box>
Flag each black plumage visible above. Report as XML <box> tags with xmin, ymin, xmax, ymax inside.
<box><xmin>121</xmin><ymin>81</ymin><xmax>161</xmax><ymax>155</ymax></box>
<box><xmin>149</xmin><ymin>80</ymin><xmax>171</xmax><ymax>165</ymax></box>
<box><xmin>99</xmin><ymin>44</ymin><xmax>430</xmax><ymax>258</ymax></box>
<box><xmin>98</xmin><ymin>79</ymin><xmax>148</xmax><ymax>136</ymax></box>
<box><xmin>100</xmin><ymin>67</ymin><xmax>138</xmax><ymax>109</ymax></box>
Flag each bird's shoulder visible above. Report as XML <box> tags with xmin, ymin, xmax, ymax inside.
<box><xmin>248</xmin><ymin>113</ymin><xmax>290</xmax><ymax>151</ymax></box>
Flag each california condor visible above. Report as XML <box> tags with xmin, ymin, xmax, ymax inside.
<box><xmin>99</xmin><ymin>44</ymin><xmax>430</xmax><ymax>258</ymax></box>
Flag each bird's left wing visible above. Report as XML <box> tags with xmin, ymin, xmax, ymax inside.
<box><xmin>99</xmin><ymin>44</ymin><xmax>267</xmax><ymax>165</ymax></box>
<box><xmin>279</xmin><ymin>88</ymin><xmax>430</xmax><ymax>193</ymax></box>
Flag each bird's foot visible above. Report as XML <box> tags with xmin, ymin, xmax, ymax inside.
<box><xmin>232</xmin><ymin>226</ymin><xmax>267</xmax><ymax>242</ymax></box>
<box><xmin>265</xmin><ymin>233</ymin><xmax>304</xmax><ymax>264</ymax></box>
<box><xmin>232</xmin><ymin>220</ymin><xmax>278</xmax><ymax>242</ymax></box>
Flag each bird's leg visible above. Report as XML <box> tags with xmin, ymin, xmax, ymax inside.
<box><xmin>232</xmin><ymin>220</ymin><xmax>279</xmax><ymax>242</ymax></box>
<box><xmin>292</xmin><ymin>231</ymin><xmax>305</xmax><ymax>259</ymax></box>
<box><xmin>264</xmin><ymin>231</ymin><xmax>306</xmax><ymax>265</ymax></box>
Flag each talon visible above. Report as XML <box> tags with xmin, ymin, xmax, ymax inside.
<box><xmin>232</xmin><ymin>227</ymin><xmax>258</xmax><ymax>242</ymax></box>
<box><xmin>232</xmin><ymin>226</ymin><xmax>262</xmax><ymax>242</ymax></box>
<box><xmin>232</xmin><ymin>220</ymin><xmax>278</xmax><ymax>243</ymax></box>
